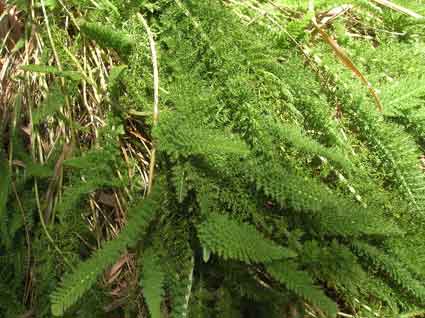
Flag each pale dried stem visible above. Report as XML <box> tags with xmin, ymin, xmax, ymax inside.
<box><xmin>137</xmin><ymin>13</ymin><xmax>159</xmax><ymax>194</ymax></box>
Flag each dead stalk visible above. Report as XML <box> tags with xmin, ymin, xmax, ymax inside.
<box><xmin>137</xmin><ymin>13</ymin><xmax>159</xmax><ymax>194</ymax></box>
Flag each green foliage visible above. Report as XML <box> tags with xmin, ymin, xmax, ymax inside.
<box><xmin>32</xmin><ymin>85</ymin><xmax>65</xmax><ymax>125</ymax></box>
<box><xmin>3</xmin><ymin>0</ymin><xmax>425</xmax><ymax>317</ymax></box>
<box><xmin>140</xmin><ymin>249</ymin><xmax>165</xmax><ymax>318</ymax></box>
<box><xmin>303</xmin><ymin>240</ymin><xmax>370</xmax><ymax>299</ymax></box>
<box><xmin>267</xmin><ymin>261</ymin><xmax>338</xmax><ymax>318</ymax></box>
<box><xmin>374</xmin><ymin>123</ymin><xmax>425</xmax><ymax>214</ymax></box>
<box><xmin>197</xmin><ymin>213</ymin><xmax>296</xmax><ymax>263</ymax></box>
<box><xmin>250</xmin><ymin>158</ymin><xmax>401</xmax><ymax>237</ymax></box>
<box><xmin>0</xmin><ymin>155</ymin><xmax>10</xmax><ymax>223</ymax></box>
<box><xmin>80</xmin><ymin>22</ymin><xmax>133</xmax><ymax>55</ymax></box>
<box><xmin>50</xmin><ymin>189</ymin><xmax>161</xmax><ymax>316</ymax></box>
<box><xmin>272</xmin><ymin>121</ymin><xmax>351</xmax><ymax>172</ymax></box>
<box><xmin>352</xmin><ymin>241</ymin><xmax>425</xmax><ymax>303</ymax></box>
<box><xmin>21</xmin><ymin>64</ymin><xmax>82</xmax><ymax>81</ymax></box>
<box><xmin>165</xmin><ymin>241</ymin><xmax>195</xmax><ymax>318</ymax></box>
<box><xmin>108</xmin><ymin>64</ymin><xmax>128</xmax><ymax>102</ymax></box>
<box><xmin>155</xmin><ymin>113</ymin><xmax>250</xmax><ymax>158</ymax></box>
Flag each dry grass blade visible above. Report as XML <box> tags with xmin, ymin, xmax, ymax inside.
<box><xmin>311</xmin><ymin>17</ymin><xmax>383</xmax><ymax>112</ymax></box>
<box><xmin>0</xmin><ymin>6</ymin><xmax>23</xmax><ymax>51</ymax></box>
<box><xmin>399</xmin><ymin>310</ymin><xmax>425</xmax><ymax>318</ymax></box>
<box><xmin>44</xmin><ymin>143</ymin><xmax>74</xmax><ymax>223</ymax></box>
<box><xmin>316</xmin><ymin>4</ymin><xmax>353</xmax><ymax>28</ymax></box>
<box><xmin>371</xmin><ymin>0</ymin><xmax>424</xmax><ymax>19</ymax></box>
<box><xmin>137</xmin><ymin>13</ymin><xmax>159</xmax><ymax>194</ymax></box>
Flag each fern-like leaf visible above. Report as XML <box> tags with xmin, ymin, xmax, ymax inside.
<box><xmin>372</xmin><ymin>123</ymin><xmax>425</xmax><ymax>214</ymax></box>
<box><xmin>273</xmin><ymin>120</ymin><xmax>351</xmax><ymax>173</ymax></box>
<box><xmin>267</xmin><ymin>261</ymin><xmax>338</xmax><ymax>318</ymax></box>
<box><xmin>140</xmin><ymin>249</ymin><xmax>165</xmax><ymax>318</ymax></box>
<box><xmin>32</xmin><ymin>85</ymin><xmax>65</xmax><ymax>125</ymax></box>
<box><xmin>21</xmin><ymin>64</ymin><xmax>82</xmax><ymax>81</ymax></box>
<box><xmin>169</xmin><ymin>251</ymin><xmax>194</xmax><ymax>318</ymax></box>
<box><xmin>50</xmin><ymin>190</ymin><xmax>161</xmax><ymax>316</ymax></box>
<box><xmin>155</xmin><ymin>114</ymin><xmax>249</xmax><ymax>158</ymax></box>
<box><xmin>249</xmin><ymin>159</ymin><xmax>401</xmax><ymax>237</ymax></box>
<box><xmin>80</xmin><ymin>22</ymin><xmax>132</xmax><ymax>55</ymax></box>
<box><xmin>197</xmin><ymin>213</ymin><xmax>296</xmax><ymax>263</ymax></box>
<box><xmin>352</xmin><ymin>241</ymin><xmax>425</xmax><ymax>303</ymax></box>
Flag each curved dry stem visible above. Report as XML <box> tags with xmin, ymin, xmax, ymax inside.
<box><xmin>137</xmin><ymin>13</ymin><xmax>159</xmax><ymax>194</ymax></box>
<box><xmin>310</xmin><ymin>1</ymin><xmax>383</xmax><ymax>112</ymax></box>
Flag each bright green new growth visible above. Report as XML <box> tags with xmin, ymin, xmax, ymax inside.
<box><xmin>80</xmin><ymin>22</ymin><xmax>133</xmax><ymax>55</ymax></box>
<box><xmin>197</xmin><ymin>213</ymin><xmax>296</xmax><ymax>263</ymax></box>
<box><xmin>21</xmin><ymin>64</ymin><xmax>82</xmax><ymax>81</ymax></box>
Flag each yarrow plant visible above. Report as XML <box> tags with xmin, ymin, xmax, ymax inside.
<box><xmin>1</xmin><ymin>0</ymin><xmax>425</xmax><ymax>317</ymax></box>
